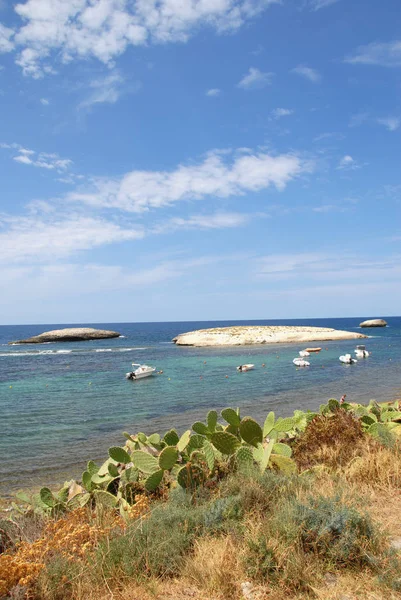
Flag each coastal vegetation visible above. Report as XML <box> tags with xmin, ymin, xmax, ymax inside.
<box><xmin>1</xmin><ymin>400</ymin><xmax>401</xmax><ymax>599</ymax></box>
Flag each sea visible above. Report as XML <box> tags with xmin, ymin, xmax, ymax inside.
<box><xmin>1</xmin><ymin>317</ymin><xmax>400</xmax><ymax>497</ymax></box>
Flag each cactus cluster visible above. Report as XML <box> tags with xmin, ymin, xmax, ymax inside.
<box><xmin>16</xmin><ymin>400</ymin><xmax>401</xmax><ymax>516</ymax></box>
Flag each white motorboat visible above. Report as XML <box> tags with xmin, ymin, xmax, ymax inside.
<box><xmin>355</xmin><ymin>345</ymin><xmax>369</xmax><ymax>358</ymax></box>
<box><xmin>237</xmin><ymin>364</ymin><xmax>255</xmax><ymax>372</ymax></box>
<box><xmin>126</xmin><ymin>363</ymin><xmax>156</xmax><ymax>380</ymax></box>
<box><xmin>339</xmin><ymin>354</ymin><xmax>357</xmax><ymax>365</ymax></box>
<box><xmin>299</xmin><ymin>350</ymin><xmax>310</xmax><ymax>357</ymax></box>
<box><xmin>293</xmin><ymin>358</ymin><xmax>310</xmax><ymax>367</ymax></box>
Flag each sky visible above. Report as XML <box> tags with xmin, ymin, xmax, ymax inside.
<box><xmin>0</xmin><ymin>0</ymin><xmax>400</xmax><ymax>325</ymax></box>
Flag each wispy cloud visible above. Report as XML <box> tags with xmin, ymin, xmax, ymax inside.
<box><xmin>0</xmin><ymin>213</ymin><xmax>144</xmax><ymax>264</ymax></box>
<box><xmin>40</xmin><ymin>97</ymin><xmax>50</xmax><ymax>106</ymax></box>
<box><xmin>348</xmin><ymin>111</ymin><xmax>369</xmax><ymax>128</ymax></box>
<box><xmin>291</xmin><ymin>65</ymin><xmax>321</xmax><ymax>83</ymax></box>
<box><xmin>206</xmin><ymin>88</ymin><xmax>221</xmax><ymax>97</ymax></box>
<box><xmin>66</xmin><ymin>148</ymin><xmax>314</xmax><ymax>213</ymax></box>
<box><xmin>308</xmin><ymin>0</ymin><xmax>340</xmax><ymax>9</ymax></box>
<box><xmin>377</xmin><ymin>117</ymin><xmax>400</xmax><ymax>131</ymax></box>
<box><xmin>337</xmin><ymin>155</ymin><xmax>360</xmax><ymax>170</ymax></box>
<box><xmin>271</xmin><ymin>108</ymin><xmax>294</xmax><ymax>119</ymax></box>
<box><xmin>0</xmin><ymin>23</ymin><xmax>14</xmax><ymax>53</ymax></box>
<box><xmin>153</xmin><ymin>212</ymin><xmax>250</xmax><ymax>234</ymax></box>
<box><xmin>3</xmin><ymin>0</ymin><xmax>279</xmax><ymax>78</ymax></box>
<box><xmin>78</xmin><ymin>72</ymin><xmax>133</xmax><ymax>111</ymax></box>
<box><xmin>237</xmin><ymin>67</ymin><xmax>274</xmax><ymax>90</ymax></box>
<box><xmin>345</xmin><ymin>40</ymin><xmax>401</xmax><ymax>67</ymax></box>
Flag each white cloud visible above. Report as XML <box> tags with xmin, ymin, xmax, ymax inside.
<box><xmin>337</xmin><ymin>155</ymin><xmax>360</xmax><ymax>170</ymax></box>
<box><xmin>206</xmin><ymin>88</ymin><xmax>221</xmax><ymax>97</ymax></box>
<box><xmin>308</xmin><ymin>0</ymin><xmax>340</xmax><ymax>9</ymax></box>
<box><xmin>256</xmin><ymin>253</ymin><xmax>401</xmax><ymax>282</ymax></box>
<box><xmin>237</xmin><ymin>67</ymin><xmax>274</xmax><ymax>89</ymax></box>
<box><xmin>0</xmin><ymin>23</ymin><xmax>14</xmax><ymax>53</ymax></box>
<box><xmin>4</xmin><ymin>143</ymin><xmax>73</xmax><ymax>170</ymax></box>
<box><xmin>78</xmin><ymin>71</ymin><xmax>128</xmax><ymax>110</ymax></box>
<box><xmin>154</xmin><ymin>212</ymin><xmax>250</xmax><ymax>233</ymax></box>
<box><xmin>271</xmin><ymin>107</ymin><xmax>293</xmax><ymax>119</ymax></box>
<box><xmin>3</xmin><ymin>0</ymin><xmax>278</xmax><ymax>77</ymax></box>
<box><xmin>66</xmin><ymin>148</ymin><xmax>313</xmax><ymax>213</ymax></box>
<box><xmin>0</xmin><ymin>213</ymin><xmax>144</xmax><ymax>264</ymax></box>
<box><xmin>377</xmin><ymin>117</ymin><xmax>400</xmax><ymax>131</ymax></box>
<box><xmin>345</xmin><ymin>40</ymin><xmax>401</xmax><ymax>67</ymax></box>
<box><xmin>292</xmin><ymin>65</ymin><xmax>321</xmax><ymax>82</ymax></box>
<box><xmin>40</xmin><ymin>97</ymin><xmax>50</xmax><ymax>105</ymax></box>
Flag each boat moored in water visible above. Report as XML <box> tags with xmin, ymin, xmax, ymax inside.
<box><xmin>304</xmin><ymin>347</ymin><xmax>322</xmax><ymax>353</ymax></box>
<box><xmin>355</xmin><ymin>345</ymin><xmax>369</xmax><ymax>358</ymax></box>
<box><xmin>293</xmin><ymin>358</ymin><xmax>310</xmax><ymax>367</ymax></box>
<box><xmin>237</xmin><ymin>364</ymin><xmax>255</xmax><ymax>372</ymax></box>
<box><xmin>126</xmin><ymin>364</ymin><xmax>156</xmax><ymax>380</ymax></box>
<box><xmin>299</xmin><ymin>350</ymin><xmax>310</xmax><ymax>357</ymax></box>
<box><xmin>339</xmin><ymin>354</ymin><xmax>357</xmax><ymax>365</ymax></box>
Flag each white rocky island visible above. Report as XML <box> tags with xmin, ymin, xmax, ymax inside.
<box><xmin>173</xmin><ymin>325</ymin><xmax>367</xmax><ymax>347</ymax></box>
<box><xmin>9</xmin><ymin>327</ymin><xmax>121</xmax><ymax>344</ymax></box>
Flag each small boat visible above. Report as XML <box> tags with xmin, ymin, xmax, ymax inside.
<box><xmin>299</xmin><ymin>350</ymin><xmax>310</xmax><ymax>357</ymax></box>
<box><xmin>237</xmin><ymin>364</ymin><xmax>255</xmax><ymax>372</ymax></box>
<box><xmin>126</xmin><ymin>364</ymin><xmax>156</xmax><ymax>380</ymax></box>
<box><xmin>355</xmin><ymin>345</ymin><xmax>369</xmax><ymax>358</ymax></box>
<box><xmin>293</xmin><ymin>358</ymin><xmax>310</xmax><ymax>367</ymax></box>
<box><xmin>305</xmin><ymin>347</ymin><xmax>322</xmax><ymax>353</ymax></box>
<box><xmin>339</xmin><ymin>354</ymin><xmax>357</xmax><ymax>365</ymax></box>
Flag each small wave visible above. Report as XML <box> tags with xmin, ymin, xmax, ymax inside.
<box><xmin>95</xmin><ymin>349</ymin><xmax>113</xmax><ymax>352</ymax></box>
<box><xmin>159</xmin><ymin>341</ymin><xmax>174</xmax><ymax>344</ymax></box>
<box><xmin>119</xmin><ymin>335</ymin><xmax>126</xmax><ymax>338</ymax></box>
<box><xmin>0</xmin><ymin>352</ymin><xmax>34</xmax><ymax>357</ymax></box>
<box><xmin>56</xmin><ymin>350</ymin><xmax>72</xmax><ymax>354</ymax></box>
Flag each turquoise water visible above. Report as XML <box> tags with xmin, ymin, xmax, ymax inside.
<box><xmin>1</xmin><ymin>318</ymin><xmax>400</xmax><ymax>495</ymax></box>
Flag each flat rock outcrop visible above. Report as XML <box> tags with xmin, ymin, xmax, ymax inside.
<box><xmin>359</xmin><ymin>319</ymin><xmax>387</xmax><ymax>328</ymax></box>
<box><xmin>173</xmin><ymin>325</ymin><xmax>366</xmax><ymax>347</ymax></box>
<box><xmin>9</xmin><ymin>328</ymin><xmax>121</xmax><ymax>344</ymax></box>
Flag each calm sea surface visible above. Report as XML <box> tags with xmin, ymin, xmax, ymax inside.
<box><xmin>1</xmin><ymin>318</ymin><xmax>400</xmax><ymax>496</ymax></box>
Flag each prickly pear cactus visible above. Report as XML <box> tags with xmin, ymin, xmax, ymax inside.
<box><xmin>177</xmin><ymin>463</ymin><xmax>205</xmax><ymax>490</ymax></box>
<box><xmin>239</xmin><ymin>417</ymin><xmax>263</xmax><ymax>447</ymax></box>
<box><xmin>158</xmin><ymin>446</ymin><xmax>178</xmax><ymax>470</ymax></box>
<box><xmin>211</xmin><ymin>431</ymin><xmax>241</xmax><ymax>455</ymax></box>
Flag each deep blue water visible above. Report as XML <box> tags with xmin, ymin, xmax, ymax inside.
<box><xmin>1</xmin><ymin>317</ymin><xmax>400</xmax><ymax>495</ymax></box>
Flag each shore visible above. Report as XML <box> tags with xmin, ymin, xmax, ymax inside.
<box><xmin>173</xmin><ymin>325</ymin><xmax>367</xmax><ymax>346</ymax></box>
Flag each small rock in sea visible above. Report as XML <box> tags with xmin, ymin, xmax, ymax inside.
<box><xmin>359</xmin><ymin>319</ymin><xmax>387</xmax><ymax>328</ymax></box>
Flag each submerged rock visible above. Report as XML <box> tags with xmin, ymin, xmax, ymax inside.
<box><xmin>9</xmin><ymin>327</ymin><xmax>121</xmax><ymax>344</ymax></box>
<box><xmin>173</xmin><ymin>325</ymin><xmax>366</xmax><ymax>347</ymax></box>
<box><xmin>359</xmin><ymin>319</ymin><xmax>387</xmax><ymax>328</ymax></box>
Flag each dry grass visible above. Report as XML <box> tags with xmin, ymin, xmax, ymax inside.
<box><xmin>293</xmin><ymin>410</ymin><xmax>366</xmax><ymax>471</ymax></box>
<box><xmin>182</xmin><ymin>536</ymin><xmax>244</xmax><ymax>599</ymax></box>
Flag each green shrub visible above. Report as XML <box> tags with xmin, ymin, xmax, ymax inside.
<box><xmin>292</xmin><ymin>494</ymin><xmax>378</xmax><ymax>567</ymax></box>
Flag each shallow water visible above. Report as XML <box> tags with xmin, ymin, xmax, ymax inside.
<box><xmin>0</xmin><ymin>317</ymin><xmax>400</xmax><ymax>495</ymax></box>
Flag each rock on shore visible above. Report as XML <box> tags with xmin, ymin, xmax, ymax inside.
<box><xmin>9</xmin><ymin>327</ymin><xmax>121</xmax><ymax>344</ymax></box>
<box><xmin>359</xmin><ymin>319</ymin><xmax>387</xmax><ymax>328</ymax></box>
<box><xmin>173</xmin><ymin>326</ymin><xmax>367</xmax><ymax>347</ymax></box>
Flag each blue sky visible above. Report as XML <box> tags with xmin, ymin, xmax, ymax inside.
<box><xmin>0</xmin><ymin>0</ymin><xmax>400</xmax><ymax>324</ymax></box>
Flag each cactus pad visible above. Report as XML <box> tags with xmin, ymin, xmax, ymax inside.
<box><xmin>239</xmin><ymin>417</ymin><xmax>263</xmax><ymax>447</ymax></box>
<box><xmin>158</xmin><ymin>446</ymin><xmax>178</xmax><ymax>470</ymax></box>
<box><xmin>131</xmin><ymin>451</ymin><xmax>159</xmax><ymax>474</ymax></box>
<box><xmin>211</xmin><ymin>431</ymin><xmax>240</xmax><ymax>454</ymax></box>
<box><xmin>221</xmin><ymin>408</ymin><xmax>241</xmax><ymax>427</ymax></box>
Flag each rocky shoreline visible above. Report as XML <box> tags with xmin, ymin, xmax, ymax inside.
<box><xmin>173</xmin><ymin>325</ymin><xmax>367</xmax><ymax>347</ymax></box>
